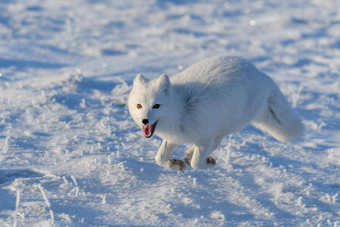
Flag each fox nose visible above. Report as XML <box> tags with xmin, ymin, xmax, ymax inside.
<box><xmin>142</xmin><ymin>119</ymin><xmax>149</xmax><ymax>125</ymax></box>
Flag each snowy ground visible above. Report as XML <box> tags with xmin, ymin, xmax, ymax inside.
<box><xmin>0</xmin><ymin>0</ymin><xmax>340</xmax><ymax>226</ymax></box>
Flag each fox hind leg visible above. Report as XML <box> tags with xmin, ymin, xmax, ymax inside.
<box><xmin>185</xmin><ymin>145</ymin><xmax>212</xmax><ymax>167</ymax></box>
<box><xmin>188</xmin><ymin>138</ymin><xmax>216</xmax><ymax>170</ymax></box>
<box><xmin>186</xmin><ymin>134</ymin><xmax>224</xmax><ymax>168</ymax></box>
<box><xmin>184</xmin><ymin>145</ymin><xmax>195</xmax><ymax>166</ymax></box>
<box><xmin>211</xmin><ymin>134</ymin><xmax>224</xmax><ymax>153</ymax></box>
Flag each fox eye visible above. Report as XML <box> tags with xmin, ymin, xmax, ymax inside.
<box><xmin>152</xmin><ymin>104</ymin><xmax>160</xmax><ymax>109</ymax></box>
<box><xmin>137</xmin><ymin>104</ymin><xmax>142</xmax><ymax>109</ymax></box>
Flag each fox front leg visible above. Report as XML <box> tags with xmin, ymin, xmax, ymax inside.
<box><xmin>155</xmin><ymin>140</ymin><xmax>186</xmax><ymax>171</ymax></box>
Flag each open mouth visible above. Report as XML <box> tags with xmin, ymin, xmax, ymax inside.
<box><xmin>143</xmin><ymin>121</ymin><xmax>158</xmax><ymax>138</ymax></box>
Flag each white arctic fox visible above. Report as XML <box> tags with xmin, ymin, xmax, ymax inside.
<box><xmin>128</xmin><ymin>56</ymin><xmax>304</xmax><ymax>171</ymax></box>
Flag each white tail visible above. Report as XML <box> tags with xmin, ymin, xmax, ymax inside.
<box><xmin>253</xmin><ymin>89</ymin><xmax>304</xmax><ymax>142</ymax></box>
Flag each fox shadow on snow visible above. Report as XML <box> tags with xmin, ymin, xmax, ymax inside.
<box><xmin>0</xmin><ymin>169</ymin><xmax>45</xmax><ymax>215</ymax></box>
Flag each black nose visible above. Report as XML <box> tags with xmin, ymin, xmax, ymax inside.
<box><xmin>142</xmin><ymin>119</ymin><xmax>149</xmax><ymax>125</ymax></box>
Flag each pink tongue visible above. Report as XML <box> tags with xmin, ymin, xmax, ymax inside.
<box><xmin>144</xmin><ymin>125</ymin><xmax>153</xmax><ymax>137</ymax></box>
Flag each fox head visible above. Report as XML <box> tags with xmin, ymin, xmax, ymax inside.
<box><xmin>128</xmin><ymin>74</ymin><xmax>172</xmax><ymax>138</ymax></box>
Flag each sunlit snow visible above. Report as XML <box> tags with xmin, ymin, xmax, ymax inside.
<box><xmin>0</xmin><ymin>0</ymin><xmax>339</xmax><ymax>226</ymax></box>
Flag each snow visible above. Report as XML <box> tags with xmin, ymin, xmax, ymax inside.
<box><xmin>0</xmin><ymin>0</ymin><xmax>339</xmax><ymax>226</ymax></box>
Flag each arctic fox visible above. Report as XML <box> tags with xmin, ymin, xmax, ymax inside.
<box><xmin>128</xmin><ymin>56</ymin><xmax>304</xmax><ymax>171</ymax></box>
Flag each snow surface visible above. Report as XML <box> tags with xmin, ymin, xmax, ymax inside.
<box><xmin>0</xmin><ymin>0</ymin><xmax>340</xmax><ymax>226</ymax></box>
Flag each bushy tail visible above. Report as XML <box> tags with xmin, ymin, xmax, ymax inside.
<box><xmin>253</xmin><ymin>89</ymin><xmax>304</xmax><ymax>142</ymax></box>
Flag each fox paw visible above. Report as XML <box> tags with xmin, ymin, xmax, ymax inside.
<box><xmin>185</xmin><ymin>155</ymin><xmax>216</xmax><ymax>166</ymax></box>
<box><xmin>169</xmin><ymin>159</ymin><xmax>186</xmax><ymax>172</ymax></box>
<box><xmin>207</xmin><ymin>156</ymin><xmax>216</xmax><ymax>165</ymax></box>
<box><xmin>187</xmin><ymin>156</ymin><xmax>216</xmax><ymax>170</ymax></box>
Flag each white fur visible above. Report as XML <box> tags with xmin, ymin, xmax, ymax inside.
<box><xmin>128</xmin><ymin>56</ymin><xmax>304</xmax><ymax>170</ymax></box>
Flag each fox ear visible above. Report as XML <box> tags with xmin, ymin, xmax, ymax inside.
<box><xmin>134</xmin><ymin>74</ymin><xmax>148</xmax><ymax>85</ymax></box>
<box><xmin>158</xmin><ymin>74</ymin><xmax>170</xmax><ymax>94</ymax></box>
